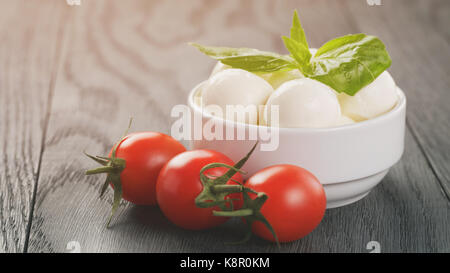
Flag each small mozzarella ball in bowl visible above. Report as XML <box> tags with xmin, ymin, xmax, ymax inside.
<box><xmin>338</xmin><ymin>71</ymin><xmax>398</xmax><ymax>121</ymax></box>
<box><xmin>335</xmin><ymin>115</ymin><xmax>356</xmax><ymax>126</ymax></box>
<box><xmin>263</xmin><ymin>78</ymin><xmax>341</xmax><ymax>128</ymax></box>
<box><xmin>202</xmin><ymin>69</ymin><xmax>274</xmax><ymax>124</ymax></box>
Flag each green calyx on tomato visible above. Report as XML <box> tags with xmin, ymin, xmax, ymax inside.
<box><xmin>194</xmin><ymin>142</ymin><xmax>280</xmax><ymax>247</ymax></box>
<box><xmin>195</xmin><ymin>162</ymin><xmax>245</xmax><ymax>211</ymax></box>
<box><xmin>84</xmin><ymin>119</ymin><xmax>133</xmax><ymax>228</ymax></box>
<box><xmin>195</xmin><ymin>142</ymin><xmax>258</xmax><ymax>211</ymax></box>
<box><xmin>213</xmin><ymin>189</ymin><xmax>280</xmax><ymax>248</ymax></box>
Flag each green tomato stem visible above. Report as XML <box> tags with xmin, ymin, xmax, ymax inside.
<box><xmin>211</xmin><ymin>184</ymin><xmax>243</xmax><ymax>194</ymax></box>
<box><xmin>85</xmin><ymin>166</ymin><xmax>116</xmax><ymax>175</ymax></box>
<box><xmin>213</xmin><ymin>209</ymin><xmax>253</xmax><ymax>217</ymax></box>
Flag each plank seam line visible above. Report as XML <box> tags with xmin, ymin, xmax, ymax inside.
<box><xmin>22</xmin><ymin>9</ymin><xmax>69</xmax><ymax>253</ymax></box>
<box><xmin>406</xmin><ymin>118</ymin><xmax>450</xmax><ymax>202</ymax></box>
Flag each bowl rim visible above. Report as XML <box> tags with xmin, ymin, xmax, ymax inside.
<box><xmin>187</xmin><ymin>80</ymin><xmax>406</xmax><ymax>133</ymax></box>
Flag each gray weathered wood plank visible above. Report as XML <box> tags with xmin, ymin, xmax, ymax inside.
<box><xmin>345</xmin><ymin>0</ymin><xmax>450</xmax><ymax>200</ymax></box>
<box><xmin>26</xmin><ymin>0</ymin><xmax>449</xmax><ymax>252</ymax></box>
<box><xmin>0</xmin><ymin>0</ymin><xmax>66</xmax><ymax>253</ymax></box>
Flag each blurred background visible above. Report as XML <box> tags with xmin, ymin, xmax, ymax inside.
<box><xmin>0</xmin><ymin>0</ymin><xmax>449</xmax><ymax>253</ymax></box>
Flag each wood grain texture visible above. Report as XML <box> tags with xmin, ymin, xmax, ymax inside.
<box><xmin>0</xmin><ymin>0</ymin><xmax>66</xmax><ymax>252</ymax></box>
<box><xmin>0</xmin><ymin>0</ymin><xmax>444</xmax><ymax>252</ymax></box>
<box><xmin>344</xmin><ymin>0</ymin><xmax>450</xmax><ymax>201</ymax></box>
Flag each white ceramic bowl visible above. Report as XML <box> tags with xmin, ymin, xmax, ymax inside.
<box><xmin>187</xmin><ymin>82</ymin><xmax>406</xmax><ymax>208</ymax></box>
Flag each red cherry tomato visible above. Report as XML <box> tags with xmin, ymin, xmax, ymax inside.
<box><xmin>110</xmin><ymin>132</ymin><xmax>186</xmax><ymax>205</ymax></box>
<box><xmin>156</xmin><ymin>150</ymin><xmax>243</xmax><ymax>230</ymax></box>
<box><xmin>246</xmin><ymin>164</ymin><xmax>326</xmax><ymax>243</ymax></box>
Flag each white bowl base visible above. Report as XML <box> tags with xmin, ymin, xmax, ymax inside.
<box><xmin>324</xmin><ymin>169</ymin><xmax>389</xmax><ymax>208</ymax></box>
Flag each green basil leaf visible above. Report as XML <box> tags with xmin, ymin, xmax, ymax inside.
<box><xmin>290</xmin><ymin>10</ymin><xmax>309</xmax><ymax>50</ymax></box>
<box><xmin>282</xmin><ymin>36</ymin><xmax>312</xmax><ymax>75</ymax></box>
<box><xmin>310</xmin><ymin>34</ymin><xmax>392</xmax><ymax>95</ymax></box>
<box><xmin>190</xmin><ymin>43</ymin><xmax>297</xmax><ymax>72</ymax></box>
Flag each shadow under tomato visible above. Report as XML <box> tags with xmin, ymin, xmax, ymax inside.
<box><xmin>106</xmin><ymin>204</ymin><xmax>284</xmax><ymax>252</ymax></box>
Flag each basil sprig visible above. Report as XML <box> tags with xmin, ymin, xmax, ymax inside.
<box><xmin>189</xmin><ymin>43</ymin><xmax>297</xmax><ymax>73</ymax></box>
<box><xmin>309</xmin><ymin>34</ymin><xmax>392</xmax><ymax>95</ymax></box>
<box><xmin>282</xmin><ymin>10</ymin><xmax>312</xmax><ymax>75</ymax></box>
<box><xmin>191</xmin><ymin>10</ymin><xmax>392</xmax><ymax>96</ymax></box>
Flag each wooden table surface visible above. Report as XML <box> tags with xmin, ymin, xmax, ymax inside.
<box><xmin>0</xmin><ymin>0</ymin><xmax>449</xmax><ymax>253</ymax></box>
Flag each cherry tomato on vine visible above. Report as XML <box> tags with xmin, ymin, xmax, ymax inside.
<box><xmin>86</xmin><ymin>131</ymin><xmax>186</xmax><ymax>227</ymax></box>
<box><xmin>108</xmin><ymin>132</ymin><xmax>186</xmax><ymax>205</ymax></box>
<box><xmin>156</xmin><ymin>150</ymin><xmax>243</xmax><ymax>230</ymax></box>
<box><xmin>246</xmin><ymin>164</ymin><xmax>326</xmax><ymax>243</ymax></box>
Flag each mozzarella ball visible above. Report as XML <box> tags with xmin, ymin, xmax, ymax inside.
<box><xmin>264</xmin><ymin>78</ymin><xmax>341</xmax><ymax>128</ymax></box>
<box><xmin>335</xmin><ymin>115</ymin><xmax>355</xmax><ymax>126</ymax></box>
<box><xmin>338</xmin><ymin>71</ymin><xmax>398</xmax><ymax>121</ymax></box>
<box><xmin>202</xmin><ymin>69</ymin><xmax>274</xmax><ymax>124</ymax></box>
